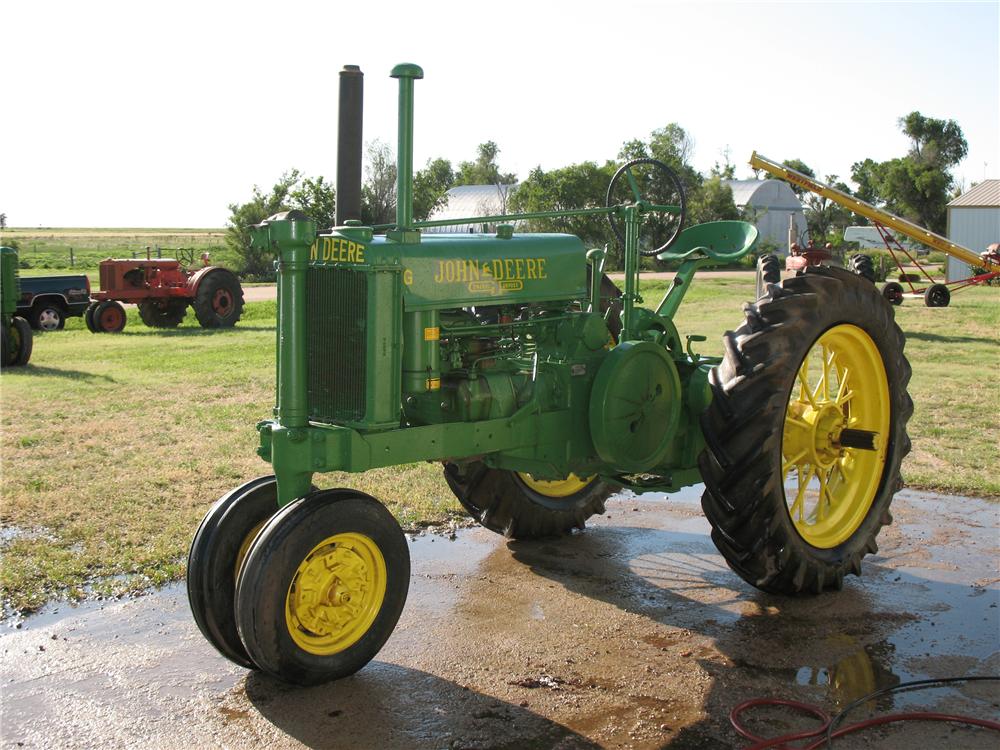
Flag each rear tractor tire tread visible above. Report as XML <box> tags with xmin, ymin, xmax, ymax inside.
<box><xmin>699</xmin><ymin>265</ymin><xmax>912</xmax><ymax>595</ymax></box>
<box><xmin>756</xmin><ymin>253</ymin><xmax>781</xmax><ymax>298</ymax></box>
<box><xmin>193</xmin><ymin>269</ymin><xmax>244</xmax><ymax>328</ymax></box>
<box><xmin>138</xmin><ymin>300</ymin><xmax>188</xmax><ymax>328</ymax></box>
<box><xmin>444</xmin><ymin>462</ymin><xmax>612</xmax><ymax>540</ymax></box>
<box><xmin>848</xmin><ymin>253</ymin><xmax>877</xmax><ymax>284</ymax></box>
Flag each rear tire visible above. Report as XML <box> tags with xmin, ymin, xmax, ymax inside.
<box><xmin>444</xmin><ymin>462</ymin><xmax>612</xmax><ymax>539</ymax></box>
<box><xmin>848</xmin><ymin>254</ymin><xmax>876</xmax><ymax>284</ymax></box>
<box><xmin>193</xmin><ymin>270</ymin><xmax>244</xmax><ymax>328</ymax></box>
<box><xmin>138</xmin><ymin>299</ymin><xmax>188</xmax><ymax>328</ymax></box>
<box><xmin>924</xmin><ymin>283</ymin><xmax>950</xmax><ymax>307</ymax></box>
<box><xmin>755</xmin><ymin>253</ymin><xmax>781</xmax><ymax>298</ymax></box>
<box><xmin>700</xmin><ymin>265</ymin><xmax>912</xmax><ymax>594</ymax></box>
<box><xmin>235</xmin><ymin>490</ymin><xmax>410</xmax><ymax>685</ymax></box>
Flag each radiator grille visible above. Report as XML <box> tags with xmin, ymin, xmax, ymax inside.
<box><xmin>307</xmin><ymin>267</ymin><xmax>367</xmax><ymax>423</ymax></box>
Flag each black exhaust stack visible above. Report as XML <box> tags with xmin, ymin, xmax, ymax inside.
<box><xmin>336</xmin><ymin>65</ymin><xmax>364</xmax><ymax>226</ymax></box>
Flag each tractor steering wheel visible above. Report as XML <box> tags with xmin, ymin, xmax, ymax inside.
<box><xmin>606</xmin><ymin>158</ymin><xmax>686</xmax><ymax>257</ymax></box>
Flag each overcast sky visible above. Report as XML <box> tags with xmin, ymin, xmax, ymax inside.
<box><xmin>3</xmin><ymin>0</ymin><xmax>997</xmax><ymax>228</ymax></box>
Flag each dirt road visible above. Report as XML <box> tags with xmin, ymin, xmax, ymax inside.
<box><xmin>2</xmin><ymin>488</ymin><xmax>998</xmax><ymax>749</ymax></box>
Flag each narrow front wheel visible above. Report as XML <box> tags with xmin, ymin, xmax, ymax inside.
<box><xmin>235</xmin><ymin>490</ymin><xmax>410</xmax><ymax>685</ymax></box>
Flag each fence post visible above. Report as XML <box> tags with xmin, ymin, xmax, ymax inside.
<box><xmin>70</xmin><ymin>247</ymin><xmax>74</xmax><ymax>267</ymax></box>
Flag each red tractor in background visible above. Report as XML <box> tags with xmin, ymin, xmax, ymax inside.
<box><xmin>85</xmin><ymin>250</ymin><xmax>244</xmax><ymax>333</ymax></box>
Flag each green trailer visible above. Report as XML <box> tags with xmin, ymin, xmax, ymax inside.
<box><xmin>187</xmin><ymin>64</ymin><xmax>912</xmax><ymax>686</ymax></box>
<box><xmin>1</xmin><ymin>247</ymin><xmax>33</xmax><ymax>367</ymax></box>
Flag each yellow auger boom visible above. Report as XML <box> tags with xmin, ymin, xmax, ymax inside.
<box><xmin>749</xmin><ymin>151</ymin><xmax>1000</xmax><ymax>273</ymax></box>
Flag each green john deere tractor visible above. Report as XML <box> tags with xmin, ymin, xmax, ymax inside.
<box><xmin>187</xmin><ymin>64</ymin><xmax>912</xmax><ymax>686</ymax></box>
<box><xmin>1</xmin><ymin>246</ymin><xmax>34</xmax><ymax>368</ymax></box>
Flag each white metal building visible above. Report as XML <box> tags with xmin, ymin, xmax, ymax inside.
<box><xmin>945</xmin><ymin>180</ymin><xmax>1000</xmax><ymax>281</ymax></box>
<box><xmin>724</xmin><ymin>179</ymin><xmax>807</xmax><ymax>255</ymax></box>
<box><xmin>425</xmin><ymin>184</ymin><xmax>519</xmax><ymax>233</ymax></box>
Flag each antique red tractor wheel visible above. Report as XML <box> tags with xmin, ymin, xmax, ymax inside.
<box><xmin>234</xmin><ymin>490</ymin><xmax>409</xmax><ymax>685</ymax></box>
<box><xmin>700</xmin><ymin>265</ymin><xmax>912</xmax><ymax>594</ymax></box>
<box><xmin>91</xmin><ymin>300</ymin><xmax>127</xmax><ymax>333</ymax></box>
<box><xmin>193</xmin><ymin>269</ymin><xmax>244</xmax><ymax>328</ymax></box>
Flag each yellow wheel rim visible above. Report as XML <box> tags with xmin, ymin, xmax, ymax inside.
<box><xmin>517</xmin><ymin>472</ymin><xmax>594</xmax><ymax>498</ymax></box>
<box><xmin>285</xmin><ymin>532</ymin><xmax>387</xmax><ymax>655</ymax></box>
<box><xmin>233</xmin><ymin>520</ymin><xmax>267</xmax><ymax>580</ymax></box>
<box><xmin>781</xmin><ymin>324</ymin><xmax>890</xmax><ymax>549</ymax></box>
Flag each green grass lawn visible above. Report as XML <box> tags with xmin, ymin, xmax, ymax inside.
<box><xmin>1</xmin><ymin>278</ymin><xmax>997</xmax><ymax>614</ymax></box>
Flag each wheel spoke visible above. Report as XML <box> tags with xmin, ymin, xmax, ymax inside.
<box><xmin>782</xmin><ymin>450</ymin><xmax>807</xmax><ymax>476</ymax></box>
<box><xmin>624</xmin><ymin>167</ymin><xmax>642</xmax><ymax>202</ymax></box>
<box><xmin>798</xmin><ymin>362</ymin><xmax>819</xmax><ymax>408</ymax></box>
<box><xmin>817</xmin><ymin>469</ymin><xmax>831</xmax><ymax>521</ymax></box>
<box><xmin>790</xmin><ymin>465</ymin><xmax>813</xmax><ymax>522</ymax></box>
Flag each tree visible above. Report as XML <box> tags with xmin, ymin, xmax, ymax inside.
<box><xmin>413</xmin><ymin>157</ymin><xmax>455</xmax><ymax>221</ymax></box>
<box><xmin>509</xmin><ymin>161</ymin><xmax>620</xmax><ymax>263</ymax></box>
<box><xmin>290</xmin><ymin>176</ymin><xmax>336</xmax><ymax>231</ymax></box>
<box><xmin>226</xmin><ymin>170</ymin><xmax>337</xmax><ymax>279</ymax></box>
<box><xmin>688</xmin><ymin>175</ymin><xmax>739</xmax><ymax>226</ymax></box>
<box><xmin>851</xmin><ymin>112</ymin><xmax>967</xmax><ymax>234</ymax></box>
<box><xmin>360</xmin><ymin>140</ymin><xmax>397</xmax><ymax>226</ymax></box>
<box><xmin>780</xmin><ymin>159</ymin><xmax>816</xmax><ymax>197</ymax></box>
<box><xmin>0</xmin><ymin>213</ymin><xmax>6</xmax><ymax>230</ymax></box>
<box><xmin>455</xmin><ymin>141</ymin><xmax>517</xmax><ymax>187</ymax></box>
<box><xmin>226</xmin><ymin>170</ymin><xmax>302</xmax><ymax>280</ymax></box>
<box><xmin>618</xmin><ymin>123</ymin><xmax>701</xmax><ymax>192</ymax></box>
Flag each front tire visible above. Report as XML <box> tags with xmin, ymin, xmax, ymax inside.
<box><xmin>700</xmin><ymin>265</ymin><xmax>912</xmax><ymax>594</ymax></box>
<box><xmin>2</xmin><ymin>316</ymin><xmax>33</xmax><ymax>367</ymax></box>
<box><xmin>187</xmin><ymin>476</ymin><xmax>281</xmax><ymax>668</ymax></box>
<box><xmin>29</xmin><ymin>302</ymin><xmax>65</xmax><ymax>331</ymax></box>
<box><xmin>444</xmin><ymin>462</ymin><xmax>612</xmax><ymax>539</ymax></box>
<box><xmin>235</xmin><ymin>490</ymin><xmax>409</xmax><ymax>686</ymax></box>
<box><xmin>92</xmin><ymin>300</ymin><xmax>127</xmax><ymax>333</ymax></box>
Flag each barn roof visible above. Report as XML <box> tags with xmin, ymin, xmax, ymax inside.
<box><xmin>948</xmin><ymin>179</ymin><xmax>1000</xmax><ymax>208</ymax></box>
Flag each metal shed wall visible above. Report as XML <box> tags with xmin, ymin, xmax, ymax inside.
<box><xmin>946</xmin><ymin>207</ymin><xmax>1000</xmax><ymax>281</ymax></box>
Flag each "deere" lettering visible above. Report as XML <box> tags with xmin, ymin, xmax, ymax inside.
<box><xmin>310</xmin><ymin>237</ymin><xmax>366</xmax><ymax>263</ymax></box>
<box><xmin>433</xmin><ymin>257</ymin><xmax>546</xmax><ymax>283</ymax></box>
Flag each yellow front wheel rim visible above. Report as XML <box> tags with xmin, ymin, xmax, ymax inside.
<box><xmin>517</xmin><ymin>472</ymin><xmax>594</xmax><ymax>498</ymax></box>
<box><xmin>285</xmin><ymin>532</ymin><xmax>387</xmax><ymax>655</ymax></box>
<box><xmin>781</xmin><ymin>324</ymin><xmax>890</xmax><ymax>549</ymax></box>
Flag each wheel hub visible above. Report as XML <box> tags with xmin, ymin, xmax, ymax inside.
<box><xmin>285</xmin><ymin>532</ymin><xmax>386</xmax><ymax>654</ymax></box>
<box><xmin>784</xmin><ymin>402</ymin><xmax>846</xmax><ymax>470</ymax></box>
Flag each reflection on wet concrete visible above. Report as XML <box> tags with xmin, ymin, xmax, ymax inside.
<box><xmin>1</xmin><ymin>487</ymin><xmax>997</xmax><ymax>748</ymax></box>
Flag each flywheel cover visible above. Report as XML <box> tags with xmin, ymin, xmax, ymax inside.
<box><xmin>589</xmin><ymin>341</ymin><xmax>682</xmax><ymax>473</ymax></box>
